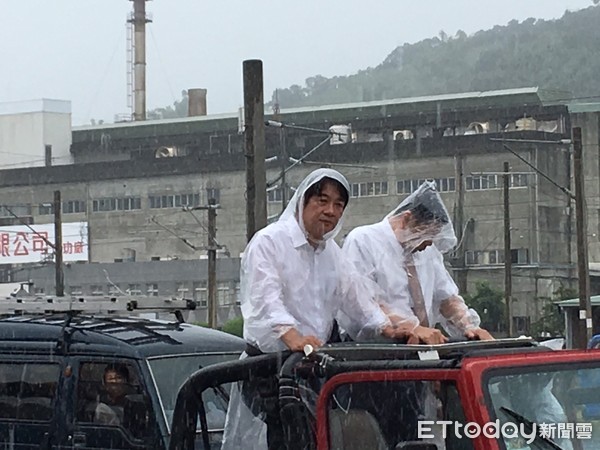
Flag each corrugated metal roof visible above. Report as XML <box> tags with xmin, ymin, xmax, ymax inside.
<box><xmin>568</xmin><ymin>102</ymin><xmax>600</xmax><ymax>114</ymax></box>
<box><xmin>73</xmin><ymin>86</ymin><xmax>566</xmax><ymax>133</ymax></box>
<box><xmin>556</xmin><ymin>296</ymin><xmax>600</xmax><ymax>307</ymax></box>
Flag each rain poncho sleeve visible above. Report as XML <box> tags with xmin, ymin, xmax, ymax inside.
<box><xmin>331</xmin><ymin>243</ymin><xmax>391</xmax><ymax>340</ymax></box>
<box><xmin>430</xmin><ymin>251</ymin><xmax>482</xmax><ymax>336</ymax></box>
<box><xmin>438</xmin><ymin>294</ymin><xmax>482</xmax><ymax>336</ymax></box>
<box><xmin>341</xmin><ymin>226</ymin><xmax>420</xmax><ymax>335</ymax></box>
<box><xmin>240</xmin><ymin>232</ymin><xmax>298</xmax><ymax>351</ymax></box>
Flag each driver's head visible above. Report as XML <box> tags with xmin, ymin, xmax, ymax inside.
<box><xmin>103</xmin><ymin>363</ymin><xmax>130</xmax><ymax>402</ymax></box>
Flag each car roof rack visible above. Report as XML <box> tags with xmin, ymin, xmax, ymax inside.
<box><xmin>0</xmin><ymin>295</ymin><xmax>197</xmax><ymax>316</ymax></box>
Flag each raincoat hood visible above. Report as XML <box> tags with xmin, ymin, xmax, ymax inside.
<box><xmin>279</xmin><ymin>168</ymin><xmax>350</xmax><ymax>244</ymax></box>
<box><xmin>385</xmin><ymin>181</ymin><xmax>457</xmax><ymax>253</ymax></box>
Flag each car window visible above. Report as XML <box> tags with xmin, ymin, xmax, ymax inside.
<box><xmin>0</xmin><ymin>362</ymin><xmax>60</xmax><ymax>421</ymax></box>
<box><xmin>326</xmin><ymin>380</ymin><xmax>474</xmax><ymax>450</ymax></box>
<box><xmin>147</xmin><ymin>353</ymin><xmax>239</xmax><ymax>432</ymax></box>
<box><xmin>75</xmin><ymin>361</ymin><xmax>151</xmax><ymax>440</ymax></box>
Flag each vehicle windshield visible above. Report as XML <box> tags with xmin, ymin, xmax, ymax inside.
<box><xmin>147</xmin><ymin>352</ymin><xmax>240</xmax><ymax>433</ymax></box>
<box><xmin>485</xmin><ymin>364</ymin><xmax>600</xmax><ymax>450</ymax></box>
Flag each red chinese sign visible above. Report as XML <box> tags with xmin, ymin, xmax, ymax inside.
<box><xmin>0</xmin><ymin>223</ymin><xmax>88</xmax><ymax>263</ymax></box>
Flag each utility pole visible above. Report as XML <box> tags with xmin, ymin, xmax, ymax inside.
<box><xmin>503</xmin><ymin>162</ymin><xmax>513</xmax><ymax>336</ymax></box>
<box><xmin>273</xmin><ymin>90</ymin><xmax>288</xmax><ymax>213</ymax></box>
<box><xmin>207</xmin><ymin>198</ymin><xmax>218</xmax><ymax>329</ymax></box>
<box><xmin>573</xmin><ymin>127</ymin><xmax>592</xmax><ymax>348</ymax></box>
<box><xmin>279</xmin><ymin>131</ymin><xmax>288</xmax><ymax>213</ymax></box>
<box><xmin>186</xmin><ymin>201</ymin><xmax>221</xmax><ymax>329</ymax></box>
<box><xmin>454</xmin><ymin>152</ymin><xmax>468</xmax><ymax>293</ymax></box>
<box><xmin>54</xmin><ymin>190</ymin><xmax>64</xmax><ymax>297</ymax></box>
<box><xmin>243</xmin><ymin>59</ymin><xmax>267</xmax><ymax>242</ymax></box>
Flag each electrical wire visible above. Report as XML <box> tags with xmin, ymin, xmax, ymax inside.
<box><xmin>84</xmin><ymin>27</ymin><xmax>127</xmax><ymax>123</ymax></box>
<box><xmin>149</xmin><ymin>27</ymin><xmax>177</xmax><ymax>106</ymax></box>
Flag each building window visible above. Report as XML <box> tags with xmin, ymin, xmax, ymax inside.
<box><xmin>511</xmin><ymin>248</ymin><xmax>530</xmax><ymax>265</ymax></box>
<box><xmin>93</xmin><ymin>198</ymin><xmax>115</xmax><ymax>212</ymax></box>
<box><xmin>90</xmin><ymin>285</ymin><xmax>104</xmax><ymax>296</ymax></box>
<box><xmin>465</xmin><ymin>174</ymin><xmax>529</xmax><ymax>191</ymax></box>
<box><xmin>193</xmin><ymin>282</ymin><xmax>208</xmax><ymax>308</ymax></box>
<box><xmin>146</xmin><ymin>283</ymin><xmax>159</xmax><ymax>296</ymax></box>
<box><xmin>107</xmin><ymin>284</ymin><xmax>121</xmax><ymax>296</ymax></box>
<box><xmin>149</xmin><ymin>193</ymin><xmax>200</xmax><ymax>209</ymax></box>
<box><xmin>0</xmin><ymin>204</ymin><xmax>31</xmax><ymax>218</ymax></box>
<box><xmin>93</xmin><ymin>197</ymin><xmax>140</xmax><ymax>212</ymax></box>
<box><xmin>127</xmin><ymin>284</ymin><xmax>142</xmax><ymax>295</ymax></box>
<box><xmin>234</xmin><ymin>283</ymin><xmax>241</xmax><ymax>306</ymax></box>
<box><xmin>350</xmin><ymin>181</ymin><xmax>388</xmax><ymax>198</ymax></box>
<box><xmin>511</xmin><ymin>174</ymin><xmax>529</xmax><ymax>188</ymax></box>
<box><xmin>465</xmin><ymin>249</ymin><xmax>516</xmax><ymax>266</ymax></box>
<box><xmin>217</xmin><ymin>285</ymin><xmax>230</xmax><ymax>306</ymax></box>
<box><xmin>513</xmin><ymin>316</ymin><xmax>531</xmax><ymax>334</ymax></box>
<box><xmin>206</xmin><ymin>188</ymin><xmax>220</xmax><ymax>204</ymax></box>
<box><xmin>63</xmin><ymin>200</ymin><xmax>86</xmax><ymax>214</ymax></box>
<box><xmin>267</xmin><ymin>188</ymin><xmax>283</xmax><ymax>203</ymax></box>
<box><xmin>397</xmin><ymin>178</ymin><xmax>455</xmax><ymax>195</ymax></box>
<box><xmin>70</xmin><ymin>285</ymin><xmax>83</xmax><ymax>296</ymax></box>
<box><xmin>176</xmin><ymin>282</ymin><xmax>189</xmax><ymax>298</ymax></box>
<box><xmin>38</xmin><ymin>203</ymin><xmax>54</xmax><ymax>215</ymax></box>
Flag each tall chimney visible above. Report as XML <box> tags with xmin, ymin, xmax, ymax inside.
<box><xmin>188</xmin><ymin>89</ymin><xmax>208</xmax><ymax>117</ymax></box>
<box><xmin>129</xmin><ymin>0</ymin><xmax>151</xmax><ymax>121</ymax></box>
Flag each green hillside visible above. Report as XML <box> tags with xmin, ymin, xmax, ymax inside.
<box><xmin>271</xmin><ymin>5</ymin><xmax>600</xmax><ymax>109</ymax></box>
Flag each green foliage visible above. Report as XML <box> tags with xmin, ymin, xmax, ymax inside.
<box><xmin>221</xmin><ymin>316</ymin><xmax>244</xmax><ymax>338</ymax></box>
<box><xmin>269</xmin><ymin>5</ymin><xmax>600</xmax><ymax>109</ymax></box>
<box><xmin>530</xmin><ymin>285</ymin><xmax>576</xmax><ymax>337</ymax></box>
<box><xmin>464</xmin><ymin>282</ymin><xmax>506</xmax><ymax>333</ymax></box>
<box><xmin>147</xmin><ymin>90</ymin><xmax>189</xmax><ymax>120</ymax></box>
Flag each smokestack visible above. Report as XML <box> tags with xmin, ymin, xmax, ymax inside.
<box><xmin>129</xmin><ymin>0</ymin><xmax>151</xmax><ymax>121</ymax></box>
<box><xmin>188</xmin><ymin>89</ymin><xmax>208</xmax><ymax>117</ymax></box>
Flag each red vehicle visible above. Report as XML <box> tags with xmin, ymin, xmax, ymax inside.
<box><xmin>169</xmin><ymin>338</ymin><xmax>600</xmax><ymax>450</ymax></box>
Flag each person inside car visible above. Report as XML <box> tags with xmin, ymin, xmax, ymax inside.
<box><xmin>94</xmin><ymin>363</ymin><xmax>132</xmax><ymax>426</ymax></box>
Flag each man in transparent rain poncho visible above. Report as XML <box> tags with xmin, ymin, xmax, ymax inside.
<box><xmin>342</xmin><ymin>180</ymin><xmax>493</xmax><ymax>344</ymax></box>
<box><xmin>221</xmin><ymin>168</ymin><xmax>411</xmax><ymax>450</ymax></box>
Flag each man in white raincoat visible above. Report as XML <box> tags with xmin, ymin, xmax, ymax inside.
<box><xmin>342</xmin><ymin>181</ymin><xmax>493</xmax><ymax>344</ymax></box>
<box><xmin>222</xmin><ymin>168</ymin><xmax>408</xmax><ymax>450</ymax></box>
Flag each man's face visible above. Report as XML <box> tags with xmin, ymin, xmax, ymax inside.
<box><xmin>104</xmin><ymin>369</ymin><xmax>128</xmax><ymax>401</ymax></box>
<box><xmin>302</xmin><ymin>181</ymin><xmax>346</xmax><ymax>243</ymax></box>
<box><xmin>389</xmin><ymin>212</ymin><xmax>438</xmax><ymax>252</ymax></box>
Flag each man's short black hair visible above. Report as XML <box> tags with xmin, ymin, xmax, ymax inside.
<box><xmin>104</xmin><ymin>363</ymin><xmax>130</xmax><ymax>382</ymax></box>
<box><xmin>303</xmin><ymin>177</ymin><xmax>349</xmax><ymax>208</ymax></box>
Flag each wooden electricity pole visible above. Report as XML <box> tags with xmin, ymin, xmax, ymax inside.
<box><xmin>573</xmin><ymin>127</ymin><xmax>592</xmax><ymax>348</ymax></box>
<box><xmin>502</xmin><ymin>162</ymin><xmax>513</xmax><ymax>336</ymax></box>
<box><xmin>207</xmin><ymin>198</ymin><xmax>218</xmax><ymax>329</ymax></box>
<box><xmin>243</xmin><ymin>59</ymin><xmax>267</xmax><ymax>242</ymax></box>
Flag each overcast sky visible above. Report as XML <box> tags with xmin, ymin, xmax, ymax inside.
<box><xmin>0</xmin><ymin>0</ymin><xmax>595</xmax><ymax>125</ymax></box>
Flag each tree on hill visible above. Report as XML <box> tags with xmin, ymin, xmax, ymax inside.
<box><xmin>269</xmin><ymin>5</ymin><xmax>600</xmax><ymax>110</ymax></box>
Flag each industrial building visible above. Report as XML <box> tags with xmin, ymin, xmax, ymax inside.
<box><xmin>1</xmin><ymin>87</ymin><xmax>595</xmax><ymax>331</ymax></box>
